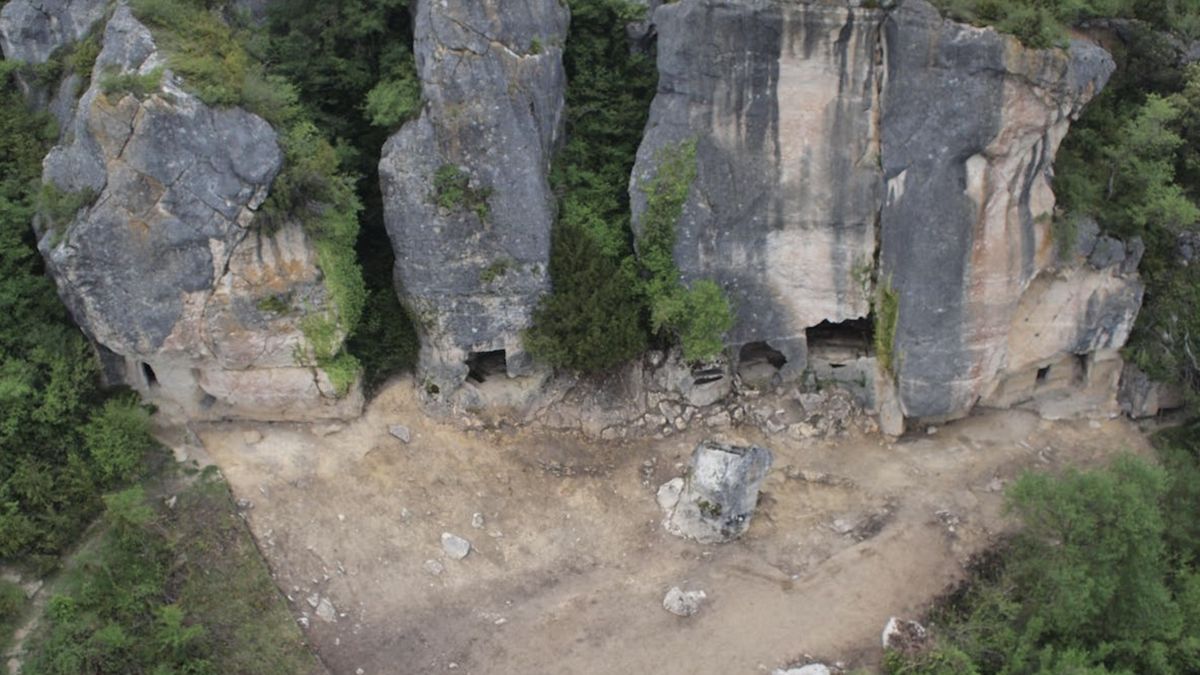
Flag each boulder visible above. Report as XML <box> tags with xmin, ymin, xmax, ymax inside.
<box><xmin>658</xmin><ymin>441</ymin><xmax>773</xmax><ymax>544</ymax></box>
<box><xmin>37</xmin><ymin>6</ymin><xmax>362</xmax><ymax>422</ymax></box>
<box><xmin>441</xmin><ymin>532</ymin><xmax>471</xmax><ymax>560</ymax></box>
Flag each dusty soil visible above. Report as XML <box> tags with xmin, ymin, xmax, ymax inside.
<box><xmin>183</xmin><ymin>378</ymin><xmax>1153</xmax><ymax>675</ymax></box>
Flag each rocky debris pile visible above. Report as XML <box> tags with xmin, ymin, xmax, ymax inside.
<box><xmin>662</xmin><ymin>587</ymin><xmax>706</xmax><ymax>617</ymax></box>
<box><xmin>658</xmin><ymin>441</ymin><xmax>773</xmax><ymax>544</ymax></box>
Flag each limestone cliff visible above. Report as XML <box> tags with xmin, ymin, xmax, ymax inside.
<box><xmin>379</xmin><ymin>0</ymin><xmax>568</xmax><ymax>403</ymax></box>
<box><xmin>28</xmin><ymin>6</ymin><xmax>361</xmax><ymax>421</ymax></box>
<box><xmin>631</xmin><ymin>0</ymin><xmax>1137</xmax><ymax>426</ymax></box>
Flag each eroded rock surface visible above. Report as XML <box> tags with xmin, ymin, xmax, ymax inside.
<box><xmin>632</xmin><ymin>0</ymin><xmax>1137</xmax><ymax>426</ymax></box>
<box><xmin>0</xmin><ymin>0</ymin><xmax>107</xmax><ymax>64</ymax></box>
<box><xmin>38</xmin><ymin>6</ymin><xmax>361</xmax><ymax>421</ymax></box>
<box><xmin>380</xmin><ymin>0</ymin><xmax>568</xmax><ymax>403</ymax></box>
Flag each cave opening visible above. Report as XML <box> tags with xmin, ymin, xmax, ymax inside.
<box><xmin>1036</xmin><ymin>365</ymin><xmax>1051</xmax><ymax>385</ymax></box>
<box><xmin>141</xmin><ymin>362</ymin><xmax>159</xmax><ymax>388</ymax></box>
<box><xmin>806</xmin><ymin>317</ymin><xmax>874</xmax><ymax>366</ymax></box>
<box><xmin>737</xmin><ymin>341</ymin><xmax>787</xmax><ymax>383</ymax></box>
<box><xmin>692</xmin><ymin>365</ymin><xmax>725</xmax><ymax>387</ymax></box>
<box><xmin>466</xmin><ymin>350</ymin><xmax>508</xmax><ymax>384</ymax></box>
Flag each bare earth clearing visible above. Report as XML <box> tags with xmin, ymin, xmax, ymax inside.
<box><xmin>178</xmin><ymin>379</ymin><xmax>1153</xmax><ymax>675</ymax></box>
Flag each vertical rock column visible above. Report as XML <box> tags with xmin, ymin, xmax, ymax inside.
<box><xmin>379</xmin><ymin>0</ymin><xmax>568</xmax><ymax>400</ymax></box>
<box><xmin>631</xmin><ymin>0</ymin><xmax>884</xmax><ymax>384</ymax></box>
<box><xmin>879</xmin><ymin>0</ymin><xmax>1115</xmax><ymax>420</ymax></box>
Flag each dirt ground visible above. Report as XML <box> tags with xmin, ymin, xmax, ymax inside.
<box><xmin>181</xmin><ymin>377</ymin><xmax>1153</xmax><ymax>675</ymax></box>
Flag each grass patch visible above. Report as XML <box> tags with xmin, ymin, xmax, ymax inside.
<box><xmin>99</xmin><ymin>67</ymin><xmax>163</xmax><ymax>101</ymax></box>
<box><xmin>433</xmin><ymin>164</ymin><xmax>492</xmax><ymax>222</ymax></box>
<box><xmin>0</xmin><ymin>579</ymin><xmax>25</xmax><ymax>657</ymax></box>
<box><xmin>874</xmin><ymin>277</ymin><xmax>899</xmax><ymax>378</ymax></box>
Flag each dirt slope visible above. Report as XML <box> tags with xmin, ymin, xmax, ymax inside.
<box><xmin>188</xmin><ymin>378</ymin><xmax>1152</xmax><ymax>675</ymax></box>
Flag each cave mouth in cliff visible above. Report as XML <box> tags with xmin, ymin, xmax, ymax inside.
<box><xmin>142</xmin><ymin>362</ymin><xmax>159</xmax><ymax>388</ymax></box>
<box><xmin>466</xmin><ymin>350</ymin><xmax>508</xmax><ymax>384</ymax></box>
<box><xmin>806</xmin><ymin>318</ymin><xmax>874</xmax><ymax>366</ymax></box>
<box><xmin>737</xmin><ymin>342</ymin><xmax>788</xmax><ymax>383</ymax></box>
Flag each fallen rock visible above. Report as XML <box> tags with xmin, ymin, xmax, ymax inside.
<box><xmin>441</xmin><ymin>532</ymin><xmax>471</xmax><ymax>560</ymax></box>
<box><xmin>773</xmin><ymin>665</ymin><xmax>831</xmax><ymax>675</ymax></box>
<box><xmin>882</xmin><ymin>616</ymin><xmax>928</xmax><ymax>652</ymax></box>
<box><xmin>658</xmin><ymin>440</ymin><xmax>773</xmax><ymax>544</ymax></box>
<box><xmin>389</xmin><ymin>424</ymin><xmax>412</xmax><ymax>444</ymax></box>
<box><xmin>662</xmin><ymin>587</ymin><xmax>706</xmax><ymax>617</ymax></box>
<box><xmin>471</xmin><ymin>512</ymin><xmax>485</xmax><ymax>529</ymax></box>
<box><xmin>423</xmin><ymin>559</ymin><xmax>445</xmax><ymax>576</ymax></box>
<box><xmin>315</xmin><ymin>597</ymin><xmax>336</xmax><ymax>623</ymax></box>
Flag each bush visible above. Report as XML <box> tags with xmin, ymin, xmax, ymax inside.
<box><xmin>364</xmin><ymin>70</ymin><xmax>421</xmax><ymax>129</ymax></box>
<box><xmin>82</xmin><ymin>398</ymin><xmax>155</xmax><ymax>485</ymax></box>
<box><xmin>886</xmin><ymin>446</ymin><xmax>1200</xmax><ymax>675</ymax></box>
<box><xmin>99</xmin><ymin>67</ymin><xmax>163</xmax><ymax>100</ymax></box>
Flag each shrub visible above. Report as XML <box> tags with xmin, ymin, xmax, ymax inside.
<box><xmin>99</xmin><ymin>67</ymin><xmax>163</xmax><ymax>100</ymax></box>
<box><xmin>364</xmin><ymin>71</ymin><xmax>421</xmax><ymax>129</ymax></box>
<box><xmin>81</xmin><ymin>398</ymin><xmax>155</xmax><ymax>485</ymax></box>
<box><xmin>433</xmin><ymin>164</ymin><xmax>492</xmax><ymax>220</ymax></box>
<box><xmin>875</xmin><ymin>278</ymin><xmax>899</xmax><ymax>377</ymax></box>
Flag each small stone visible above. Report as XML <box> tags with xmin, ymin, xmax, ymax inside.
<box><xmin>830</xmin><ymin>518</ymin><xmax>854</xmax><ymax>535</ymax></box>
<box><xmin>663</xmin><ymin>586</ymin><xmax>707</xmax><ymax>617</ymax></box>
<box><xmin>448</xmin><ymin>663</ymin><xmax>459</xmax><ymax>670</ymax></box>
<box><xmin>986</xmin><ymin>477</ymin><xmax>1005</xmax><ymax>493</ymax></box>
<box><xmin>236</xmin><ymin>498</ymin><xmax>253</xmax><ymax>511</ymax></box>
<box><xmin>471</xmin><ymin>513</ymin><xmax>485</xmax><ymax>529</ymax></box>
<box><xmin>338</xmin><ymin>513</ymin><xmax>346</xmax><ymax>522</ymax></box>
<box><xmin>926</xmin><ymin>425</ymin><xmax>939</xmax><ymax>435</ymax></box>
<box><xmin>298</xmin><ymin>616</ymin><xmax>309</xmax><ymax>629</ymax></box>
<box><xmin>357</xmin><ymin>669</ymin><xmax>365</xmax><ymax>675</ymax></box>
<box><xmin>316</xmin><ymin>597</ymin><xmax>337</xmax><ymax>623</ymax></box>
<box><xmin>704</xmin><ymin>411</ymin><xmax>732</xmax><ymax>428</ymax></box>
<box><xmin>313</xmin><ymin>422</ymin><xmax>345</xmax><ymax>437</ymax></box>
<box><xmin>306</xmin><ymin>593</ymin><xmax>320</xmax><ymax>608</ymax></box>
<box><xmin>423</xmin><ymin>559</ymin><xmax>445</xmax><ymax>576</ymax></box>
<box><xmin>441</xmin><ymin>532</ymin><xmax>471</xmax><ymax>560</ymax></box>
<box><xmin>494</xmin><ymin>617</ymin><xmax>507</xmax><ymax>626</ymax></box>
<box><xmin>164</xmin><ymin>495</ymin><xmax>177</xmax><ymax>509</ymax></box>
<box><xmin>773</xmin><ymin>666</ymin><xmax>831</xmax><ymax>675</ymax></box>
<box><xmin>243</xmin><ymin>430</ymin><xmax>263</xmax><ymax>444</ymax></box>
<box><xmin>389</xmin><ymin>424</ymin><xmax>412</xmax><ymax>444</ymax></box>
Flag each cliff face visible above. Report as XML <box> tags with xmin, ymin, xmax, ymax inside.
<box><xmin>28</xmin><ymin>7</ymin><xmax>361</xmax><ymax>421</ymax></box>
<box><xmin>632</xmin><ymin>0</ymin><xmax>1136</xmax><ymax>425</ymax></box>
<box><xmin>0</xmin><ymin>0</ymin><xmax>107</xmax><ymax>63</ymax></box>
<box><xmin>379</xmin><ymin>0</ymin><xmax>568</xmax><ymax>403</ymax></box>
<box><xmin>632</xmin><ymin>1</ymin><xmax>885</xmax><ymax>383</ymax></box>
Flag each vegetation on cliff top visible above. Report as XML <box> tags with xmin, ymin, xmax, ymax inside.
<box><xmin>931</xmin><ymin>0</ymin><xmax>1200</xmax><ymax>48</ymax></box>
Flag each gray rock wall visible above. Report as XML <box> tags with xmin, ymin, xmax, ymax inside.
<box><xmin>379</xmin><ymin>0</ymin><xmax>568</xmax><ymax>399</ymax></box>
<box><xmin>0</xmin><ymin>0</ymin><xmax>107</xmax><ymax>63</ymax></box>
<box><xmin>632</xmin><ymin>0</ymin><xmax>1135</xmax><ymax>425</ymax></box>
<box><xmin>632</xmin><ymin>0</ymin><xmax>884</xmax><ymax>381</ymax></box>
<box><xmin>37</xmin><ymin>6</ymin><xmax>361</xmax><ymax>421</ymax></box>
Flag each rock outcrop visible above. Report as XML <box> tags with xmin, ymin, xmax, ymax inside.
<box><xmin>379</xmin><ymin>0</ymin><xmax>568</xmax><ymax>404</ymax></box>
<box><xmin>0</xmin><ymin>0</ymin><xmax>107</xmax><ymax>64</ymax></box>
<box><xmin>36</xmin><ymin>6</ymin><xmax>361</xmax><ymax>421</ymax></box>
<box><xmin>632</xmin><ymin>0</ymin><xmax>1138</xmax><ymax>425</ymax></box>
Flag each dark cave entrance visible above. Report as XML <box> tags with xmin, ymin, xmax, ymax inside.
<box><xmin>466</xmin><ymin>350</ymin><xmax>508</xmax><ymax>384</ymax></box>
<box><xmin>736</xmin><ymin>341</ymin><xmax>787</xmax><ymax>383</ymax></box>
<box><xmin>806</xmin><ymin>318</ymin><xmax>874</xmax><ymax>367</ymax></box>
<box><xmin>141</xmin><ymin>362</ymin><xmax>159</xmax><ymax>388</ymax></box>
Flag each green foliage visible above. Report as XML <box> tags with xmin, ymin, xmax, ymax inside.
<box><xmin>480</xmin><ymin>258</ymin><xmax>513</xmax><ymax>284</ymax></box>
<box><xmin>265</xmin><ymin>0</ymin><xmax>422</xmax><ymax>385</ymax></box>
<box><xmin>99</xmin><ymin>67</ymin><xmax>163</xmax><ymax>100</ymax></box>
<box><xmin>36</xmin><ymin>183</ymin><xmax>96</xmax><ymax>234</ymax></box>
<box><xmin>81</xmin><ymin>398</ymin><xmax>155</xmax><ymax>485</ymax></box>
<box><xmin>637</xmin><ymin>139</ymin><xmax>733</xmax><ymax>363</ymax></box>
<box><xmin>363</xmin><ymin>58</ymin><xmax>421</xmax><ymax>129</ymax></box>
<box><xmin>0</xmin><ymin>578</ymin><xmax>24</xmax><ymax>655</ymax></box>
<box><xmin>524</xmin><ymin>0</ymin><xmax>655</xmax><ymax>372</ymax></box>
<box><xmin>23</xmin><ymin>477</ymin><xmax>320</xmax><ymax>674</ymax></box>
<box><xmin>929</xmin><ymin>0</ymin><xmax>1200</xmax><ymax>47</ymax></box>
<box><xmin>433</xmin><ymin>164</ymin><xmax>492</xmax><ymax>221</ymax></box>
<box><xmin>1053</xmin><ymin>27</ymin><xmax>1200</xmax><ymax>401</ymax></box>
<box><xmin>0</xmin><ymin>63</ymin><xmax>122</xmax><ymax>564</ymax></box>
<box><xmin>875</xmin><ymin>278</ymin><xmax>900</xmax><ymax>377</ymax></box>
<box><xmin>256</xmin><ymin>294</ymin><xmax>292</xmax><ymax>314</ymax></box>
<box><xmin>886</xmin><ymin>443</ymin><xmax>1200</xmax><ymax>675</ymax></box>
